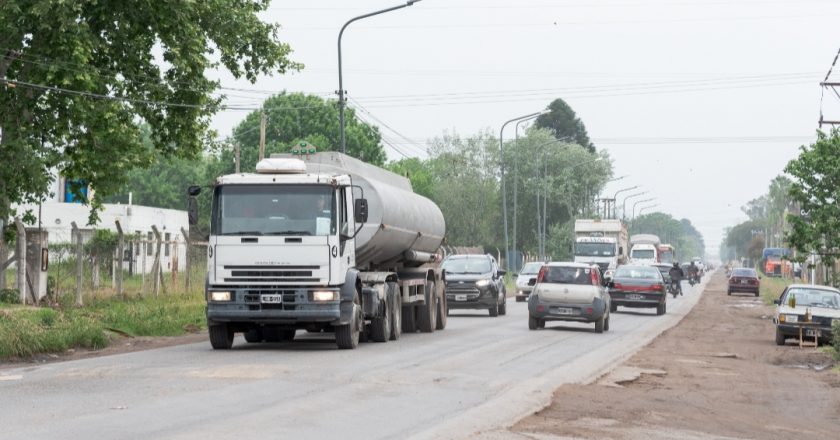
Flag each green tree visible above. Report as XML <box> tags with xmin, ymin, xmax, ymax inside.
<box><xmin>387</xmin><ymin>157</ymin><xmax>434</xmax><ymax>199</ymax></box>
<box><xmin>210</xmin><ymin>92</ymin><xmax>385</xmax><ymax>177</ymax></box>
<box><xmin>785</xmin><ymin>130</ymin><xmax>840</xmax><ymax>286</ymax></box>
<box><xmin>0</xmin><ymin>0</ymin><xmax>299</xmax><ymax>223</ymax></box>
<box><xmin>534</xmin><ymin>98</ymin><xmax>595</xmax><ymax>153</ymax></box>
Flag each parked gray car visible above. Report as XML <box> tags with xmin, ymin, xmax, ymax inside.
<box><xmin>527</xmin><ymin>262</ymin><xmax>611</xmax><ymax>333</ymax></box>
<box><xmin>443</xmin><ymin>254</ymin><xmax>507</xmax><ymax>317</ymax></box>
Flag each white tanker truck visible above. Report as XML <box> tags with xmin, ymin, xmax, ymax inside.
<box><xmin>189</xmin><ymin>151</ymin><xmax>447</xmax><ymax>350</ymax></box>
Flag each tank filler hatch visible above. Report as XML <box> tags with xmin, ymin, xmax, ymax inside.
<box><xmin>256</xmin><ymin>157</ymin><xmax>307</xmax><ymax>174</ymax></box>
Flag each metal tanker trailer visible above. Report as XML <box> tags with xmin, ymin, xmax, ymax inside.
<box><xmin>192</xmin><ymin>151</ymin><xmax>448</xmax><ymax>350</ymax></box>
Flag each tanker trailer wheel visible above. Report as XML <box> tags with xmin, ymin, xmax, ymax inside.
<box><xmin>370</xmin><ymin>286</ymin><xmax>392</xmax><ymax>343</ymax></box>
<box><xmin>417</xmin><ymin>281</ymin><xmax>437</xmax><ymax>333</ymax></box>
<box><xmin>401</xmin><ymin>303</ymin><xmax>417</xmax><ymax>334</ymax></box>
<box><xmin>209</xmin><ymin>323</ymin><xmax>234</xmax><ymax>350</ymax></box>
<box><xmin>435</xmin><ymin>286</ymin><xmax>447</xmax><ymax>330</ymax></box>
<box><xmin>389</xmin><ymin>282</ymin><xmax>402</xmax><ymax>341</ymax></box>
<box><xmin>336</xmin><ymin>292</ymin><xmax>362</xmax><ymax>349</ymax></box>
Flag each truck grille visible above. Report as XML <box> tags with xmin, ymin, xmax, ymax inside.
<box><xmin>223</xmin><ymin>265</ymin><xmax>320</xmax><ymax>283</ymax></box>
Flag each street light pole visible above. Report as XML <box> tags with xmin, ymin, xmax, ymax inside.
<box><xmin>621</xmin><ymin>191</ymin><xmax>649</xmax><ymax>221</ymax></box>
<box><xmin>610</xmin><ymin>185</ymin><xmax>640</xmax><ymax>219</ymax></box>
<box><xmin>632</xmin><ymin>198</ymin><xmax>656</xmax><ymax>221</ymax></box>
<box><xmin>338</xmin><ymin>0</ymin><xmax>422</xmax><ymax>154</ymax></box>
<box><xmin>637</xmin><ymin>203</ymin><xmax>659</xmax><ymax>218</ymax></box>
<box><xmin>499</xmin><ymin>110</ymin><xmax>548</xmax><ymax>270</ymax></box>
<box><xmin>512</xmin><ymin>114</ymin><xmax>542</xmax><ymax>270</ymax></box>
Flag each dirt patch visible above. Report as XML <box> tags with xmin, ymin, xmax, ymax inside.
<box><xmin>0</xmin><ymin>332</ymin><xmax>207</xmax><ymax>370</ymax></box>
<box><xmin>510</xmin><ymin>272</ymin><xmax>840</xmax><ymax>440</ymax></box>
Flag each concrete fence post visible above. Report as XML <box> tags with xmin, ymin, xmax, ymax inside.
<box><xmin>70</xmin><ymin>221</ymin><xmax>83</xmax><ymax>306</ymax></box>
<box><xmin>14</xmin><ymin>218</ymin><xmax>27</xmax><ymax>303</ymax></box>
<box><xmin>115</xmin><ymin>220</ymin><xmax>124</xmax><ymax>298</ymax></box>
<box><xmin>0</xmin><ymin>219</ymin><xmax>6</xmax><ymax>290</ymax></box>
<box><xmin>151</xmin><ymin>225</ymin><xmax>163</xmax><ymax>296</ymax></box>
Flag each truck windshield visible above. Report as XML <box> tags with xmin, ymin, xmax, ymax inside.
<box><xmin>212</xmin><ymin>184</ymin><xmax>336</xmax><ymax>236</ymax></box>
<box><xmin>575</xmin><ymin>242</ymin><xmax>616</xmax><ymax>257</ymax></box>
<box><xmin>631</xmin><ymin>249</ymin><xmax>655</xmax><ymax>259</ymax></box>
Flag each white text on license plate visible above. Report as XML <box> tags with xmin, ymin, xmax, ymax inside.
<box><xmin>261</xmin><ymin>294</ymin><xmax>283</xmax><ymax>304</ymax></box>
<box><xmin>455</xmin><ymin>294</ymin><xmax>467</xmax><ymax>301</ymax></box>
<box><xmin>626</xmin><ymin>294</ymin><xmax>644</xmax><ymax>300</ymax></box>
<box><xmin>806</xmin><ymin>329</ymin><xmax>821</xmax><ymax>337</ymax></box>
<box><xmin>554</xmin><ymin>307</ymin><xmax>575</xmax><ymax>315</ymax></box>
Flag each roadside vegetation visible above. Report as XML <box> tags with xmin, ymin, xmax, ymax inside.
<box><xmin>0</xmin><ymin>291</ymin><xmax>205</xmax><ymax>360</ymax></box>
<box><xmin>757</xmin><ymin>275</ymin><xmax>792</xmax><ymax>305</ymax></box>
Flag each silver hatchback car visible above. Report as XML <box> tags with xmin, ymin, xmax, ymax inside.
<box><xmin>527</xmin><ymin>262</ymin><xmax>611</xmax><ymax>333</ymax></box>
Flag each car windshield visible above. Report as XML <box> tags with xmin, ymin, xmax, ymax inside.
<box><xmin>575</xmin><ymin>242</ymin><xmax>616</xmax><ymax>257</ymax></box>
<box><xmin>615</xmin><ymin>267</ymin><xmax>661</xmax><ymax>280</ymax></box>
<box><xmin>631</xmin><ymin>249</ymin><xmax>655</xmax><ymax>259</ymax></box>
<box><xmin>732</xmin><ymin>269</ymin><xmax>756</xmax><ymax>277</ymax></box>
<box><xmin>785</xmin><ymin>288</ymin><xmax>840</xmax><ymax>309</ymax></box>
<box><xmin>443</xmin><ymin>258</ymin><xmax>492</xmax><ymax>274</ymax></box>
<box><xmin>543</xmin><ymin>266</ymin><xmax>593</xmax><ymax>285</ymax></box>
<box><xmin>520</xmin><ymin>262</ymin><xmax>543</xmax><ymax>275</ymax></box>
<box><xmin>212</xmin><ymin>184</ymin><xmax>336</xmax><ymax>236</ymax></box>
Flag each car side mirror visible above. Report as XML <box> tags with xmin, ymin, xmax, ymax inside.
<box><xmin>608</xmin><ymin>281</ymin><xmax>615</xmax><ymax>288</ymax></box>
<box><xmin>187</xmin><ymin>197</ymin><xmax>199</xmax><ymax>226</ymax></box>
<box><xmin>773</xmin><ymin>299</ymin><xmax>780</xmax><ymax>305</ymax></box>
<box><xmin>497</xmin><ymin>270</ymin><xmax>506</xmax><ymax>277</ymax></box>
<box><xmin>354</xmin><ymin>198</ymin><xmax>369</xmax><ymax>223</ymax></box>
<box><xmin>528</xmin><ymin>278</ymin><xmax>536</xmax><ymax>286</ymax></box>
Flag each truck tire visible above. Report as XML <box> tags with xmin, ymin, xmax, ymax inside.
<box><xmin>390</xmin><ymin>283</ymin><xmax>402</xmax><ymax>340</ymax></box>
<box><xmin>209</xmin><ymin>324</ymin><xmax>234</xmax><ymax>350</ymax></box>
<box><xmin>244</xmin><ymin>327</ymin><xmax>263</xmax><ymax>343</ymax></box>
<box><xmin>417</xmin><ymin>281</ymin><xmax>437</xmax><ymax>333</ymax></box>
<box><xmin>336</xmin><ymin>293</ymin><xmax>362</xmax><ymax>349</ymax></box>
<box><xmin>370</xmin><ymin>293</ymin><xmax>392</xmax><ymax>343</ymax></box>
<box><xmin>435</xmin><ymin>290</ymin><xmax>447</xmax><ymax>330</ymax></box>
<box><xmin>402</xmin><ymin>305</ymin><xmax>417</xmax><ymax>333</ymax></box>
<box><xmin>595</xmin><ymin>314</ymin><xmax>605</xmax><ymax>333</ymax></box>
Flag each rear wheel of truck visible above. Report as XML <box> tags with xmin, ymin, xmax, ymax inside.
<box><xmin>417</xmin><ymin>281</ymin><xmax>437</xmax><ymax>333</ymax></box>
<box><xmin>244</xmin><ymin>327</ymin><xmax>263</xmax><ymax>343</ymax></box>
<box><xmin>402</xmin><ymin>304</ymin><xmax>417</xmax><ymax>333</ymax></box>
<box><xmin>209</xmin><ymin>324</ymin><xmax>234</xmax><ymax>350</ymax></box>
<box><xmin>435</xmin><ymin>289</ymin><xmax>447</xmax><ymax>330</ymax></box>
<box><xmin>390</xmin><ymin>283</ymin><xmax>402</xmax><ymax>340</ymax></box>
<box><xmin>336</xmin><ymin>293</ymin><xmax>362</xmax><ymax>349</ymax></box>
<box><xmin>370</xmin><ymin>290</ymin><xmax>392</xmax><ymax>343</ymax></box>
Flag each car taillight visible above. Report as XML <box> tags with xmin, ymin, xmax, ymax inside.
<box><xmin>537</xmin><ymin>267</ymin><xmax>546</xmax><ymax>283</ymax></box>
<box><xmin>613</xmin><ymin>282</ymin><xmax>623</xmax><ymax>290</ymax></box>
<box><xmin>590</xmin><ymin>269</ymin><xmax>599</xmax><ymax>286</ymax></box>
<box><xmin>651</xmin><ymin>284</ymin><xmax>664</xmax><ymax>291</ymax></box>
<box><xmin>730</xmin><ymin>277</ymin><xmax>738</xmax><ymax>284</ymax></box>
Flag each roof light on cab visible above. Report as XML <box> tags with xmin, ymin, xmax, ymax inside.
<box><xmin>256</xmin><ymin>157</ymin><xmax>307</xmax><ymax>174</ymax></box>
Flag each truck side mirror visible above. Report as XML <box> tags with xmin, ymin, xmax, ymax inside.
<box><xmin>528</xmin><ymin>278</ymin><xmax>536</xmax><ymax>286</ymax></box>
<box><xmin>188</xmin><ymin>185</ymin><xmax>202</xmax><ymax>196</ymax></box>
<box><xmin>188</xmin><ymin>197</ymin><xmax>199</xmax><ymax>226</ymax></box>
<box><xmin>354</xmin><ymin>198</ymin><xmax>369</xmax><ymax>223</ymax></box>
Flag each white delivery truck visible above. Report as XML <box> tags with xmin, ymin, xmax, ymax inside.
<box><xmin>629</xmin><ymin>234</ymin><xmax>662</xmax><ymax>265</ymax></box>
<box><xmin>573</xmin><ymin>219</ymin><xmax>629</xmax><ymax>279</ymax></box>
<box><xmin>189</xmin><ymin>151</ymin><xmax>447</xmax><ymax>350</ymax></box>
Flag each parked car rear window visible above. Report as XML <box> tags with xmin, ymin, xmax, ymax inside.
<box><xmin>732</xmin><ymin>268</ymin><xmax>756</xmax><ymax>277</ymax></box>
<box><xmin>784</xmin><ymin>288</ymin><xmax>840</xmax><ymax>309</ymax></box>
<box><xmin>614</xmin><ymin>267</ymin><xmax>661</xmax><ymax>280</ymax></box>
<box><xmin>543</xmin><ymin>266</ymin><xmax>593</xmax><ymax>285</ymax></box>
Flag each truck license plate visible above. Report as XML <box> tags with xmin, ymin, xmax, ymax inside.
<box><xmin>626</xmin><ymin>294</ymin><xmax>644</xmax><ymax>300</ymax></box>
<box><xmin>806</xmin><ymin>329</ymin><xmax>821</xmax><ymax>337</ymax></box>
<box><xmin>554</xmin><ymin>307</ymin><xmax>575</xmax><ymax>315</ymax></box>
<box><xmin>455</xmin><ymin>294</ymin><xmax>467</xmax><ymax>301</ymax></box>
<box><xmin>260</xmin><ymin>294</ymin><xmax>283</xmax><ymax>304</ymax></box>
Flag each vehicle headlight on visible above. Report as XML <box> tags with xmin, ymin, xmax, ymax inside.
<box><xmin>311</xmin><ymin>290</ymin><xmax>338</xmax><ymax>302</ymax></box>
<box><xmin>475</xmin><ymin>279</ymin><xmax>491</xmax><ymax>288</ymax></box>
<box><xmin>209</xmin><ymin>291</ymin><xmax>231</xmax><ymax>302</ymax></box>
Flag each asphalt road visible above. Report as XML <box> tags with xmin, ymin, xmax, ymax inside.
<box><xmin>0</xmin><ymin>279</ymin><xmax>709</xmax><ymax>440</ymax></box>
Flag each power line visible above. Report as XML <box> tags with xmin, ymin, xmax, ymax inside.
<box><xmin>349</xmin><ymin>98</ymin><xmax>429</xmax><ymax>157</ymax></box>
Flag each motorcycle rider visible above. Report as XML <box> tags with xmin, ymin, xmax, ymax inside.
<box><xmin>668</xmin><ymin>262</ymin><xmax>685</xmax><ymax>296</ymax></box>
<box><xmin>688</xmin><ymin>261</ymin><xmax>700</xmax><ymax>283</ymax></box>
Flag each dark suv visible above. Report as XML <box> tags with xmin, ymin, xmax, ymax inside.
<box><xmin>443</xmin><ymin>254</ymin><xmax>507</xmax><ymax>317</ymax></box>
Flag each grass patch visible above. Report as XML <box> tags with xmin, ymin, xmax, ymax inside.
<box><xmin>758</xmin><ymin>276</ymin><xmax>793</xmax><ymax>305</ymax></box>
<box><xmin>0</xmin><ymin>291</ymin><xmax>206</xmax><ymax>360</ymax></box>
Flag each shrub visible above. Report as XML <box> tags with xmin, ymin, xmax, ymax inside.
<box><xmin>0</xmin><ymin>288</ymin><xmax>20</xmax><ymax>304</ymax></box>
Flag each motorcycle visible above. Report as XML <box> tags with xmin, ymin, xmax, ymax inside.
<box><xmin>669</xmin><ymin>279</ymin><xmax>682</xmax><ymax>298</ymax></box>
<box><xmin>688</xmin><ymin>274</ymin><xmax>697</xmax><ymax>286</ymax></box>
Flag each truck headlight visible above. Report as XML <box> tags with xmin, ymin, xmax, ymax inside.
<box><xmin>311</xmin><ymin>290</ymin><xmax>338</xmax><ymax>302</ymax></box>
<box><xmin>209</xmin><ymin>291</ymin><xmax>231</xmax><ymax>302</ymax></box>
<box><xmin>475</xmin><ymin>279</ymin><xmax>491</xmax><ymax>288</ymax></box>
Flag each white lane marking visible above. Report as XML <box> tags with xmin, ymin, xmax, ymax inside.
<box><xmin>0</xmin><ymin>375</ymin><xmax>23</xmax><ymax>381</ymax></box>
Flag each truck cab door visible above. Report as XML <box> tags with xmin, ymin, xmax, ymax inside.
<box><xmin>338</xmin><ymin>186</ymin><xmax>356</xmax><ymax>270</ymax></box>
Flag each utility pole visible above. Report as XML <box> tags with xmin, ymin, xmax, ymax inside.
<box><xmin>258</xmin><ymin>112</ymin><xmax>267</xmax><ymax>161</ymax></box>
<box><xmin>819</xmin><ymin>47</ymin><xmax>840</xmax><ymax>127</ymax></box>
<box><xmin>234</xmin><ymin>142</ymin><xmax>241</xmax><ymax>173</ymax></box>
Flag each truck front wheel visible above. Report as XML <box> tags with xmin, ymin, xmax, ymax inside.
<box><xmin>370</xmin><ymin>292</ymin><xmax>392</xmax><ymax>343</ymax></box>
<box><xmin>209</xmin><ymin>324</ymin><xmax>234</xmax><ymax>350</ymax></box>
<box><xmin>336</xmin><ymin>293</ymin><xmax>362</xmax><ymax>349</ymax></box>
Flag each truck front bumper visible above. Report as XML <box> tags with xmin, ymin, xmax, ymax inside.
<box><xmin>206</xmin><ymin>287</ymin><xmax>341</xmax><ymax>324</ymax></box>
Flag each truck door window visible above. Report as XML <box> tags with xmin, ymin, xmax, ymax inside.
<box><xmin>339</xmin><ymin>188</ymin><xmax>348</xmax><ymax>235</ymax></box>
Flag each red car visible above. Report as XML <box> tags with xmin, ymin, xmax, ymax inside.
<box><xmin>728</xmin><ymin>268</ymin><xmax>760</xmax><ymax>296</ymax></box>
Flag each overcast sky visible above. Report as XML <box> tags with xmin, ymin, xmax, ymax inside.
<box><xmin>207</xmin><ymin>0</ymin><xmax>840</xmax><ymax>259</ymax></box>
